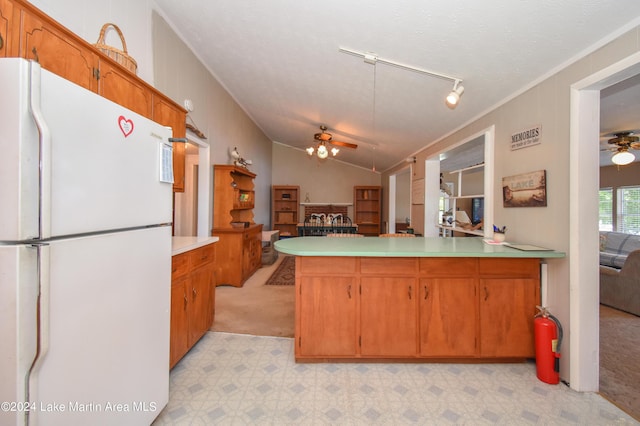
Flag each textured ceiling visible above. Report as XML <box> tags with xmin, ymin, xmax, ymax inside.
<box><xmin>155</xmin><ymin>0</ymin><xmax>640</xmax><ymax>171</ymax></box>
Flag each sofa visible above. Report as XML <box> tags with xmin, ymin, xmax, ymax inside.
<box><xmin>599</xmin><ymin>231</ymin><xmax>640</xmax><ymax>316</ymax></box>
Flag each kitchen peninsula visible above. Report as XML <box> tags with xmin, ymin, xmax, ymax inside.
<box><xmin>274</xmin><ymin>236</ymin><xmax>564</xmax><ymax>363</ymax></box>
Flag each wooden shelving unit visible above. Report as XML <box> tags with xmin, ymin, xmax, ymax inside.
<box><xmin>212</xmin><ymin>165</ymin><xmax>262</xmax><ymax>287</ymax></box>
<box><xmin>272</xmin><ymin>185</ymin><xmax>299</xmax><ymax>237</ymax></box>
<box><xmin>354</xmin><ymin>186</ymin><xmax>382</xmax><ymax>236</ymax></box>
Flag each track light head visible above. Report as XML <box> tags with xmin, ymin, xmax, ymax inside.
<box><xmin>446</xmin><ymin>81</ymin><xmax>464</xmax><ymax>109</ymax></box>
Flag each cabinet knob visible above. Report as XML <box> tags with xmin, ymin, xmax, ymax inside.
<box><xmin>0</xmin><ymin>33</ymin><xmax>4</xmax><ymax>50</ymax></box>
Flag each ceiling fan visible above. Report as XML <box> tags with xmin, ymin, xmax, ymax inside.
<box><xmin>307</xmin><ymin>125</ymin><xmax>358</xmax><ymax>159</ymax></box>
<box><xmin>601</xmin><ymin>131</ymin><xmax>640</xmax><ymax>165</ymax></box>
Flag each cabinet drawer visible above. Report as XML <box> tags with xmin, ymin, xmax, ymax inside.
<box><xmin>299</xmin><ymin>257</ymin><xmax>356</xmax><ymax>274</ymax></box>
<box><xmin>420</xmin><ymin>258</ymin><xmax>477</xmax><ymax>276</ymax></box>
<box><xmin>478</xmin><ymin>258</ymin><xmax>539</xmax><ymax>278</ymax></box>
<box><xmin>360</xmin><ymin>257</ymin><xmax>417</xmax><ymax>275</ymax></box>
<box><xmin>171</xmin><ymin>253</ymin><xmax>190</xmax><ymax>279</ymax></box>
<box><xmin>190</xmin><ymin>243</ymin><xmax>216</xmax><ymax>268</ymax></box>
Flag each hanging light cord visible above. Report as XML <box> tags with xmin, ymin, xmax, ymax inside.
<box><xmin>371</xmin><ymin>61</ymin><xmax>377</xmax><ymax>172</ymax></box>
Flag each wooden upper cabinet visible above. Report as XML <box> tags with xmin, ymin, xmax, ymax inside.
<box><xmin>0</xmin><ymin>0</ymin><xmax>14</xmax><ymax>57</ymax></box>
<box><xmin>98</xmin><ymin>59</ymin><xmax>152</xmax><ymax>118</ymax></box>
<box><xmin>19</xmin><ymin>6</ymin><xmax>98</xmax><ymax>92</ymax></box>
<box><xmin>153</xmin><ymin>95</ymin><xmax>187</xmax><ymax>192</ymax></box>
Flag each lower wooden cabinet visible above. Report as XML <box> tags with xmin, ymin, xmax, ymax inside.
<box><xmin>170</xmin><ymin>243</ymin><xmax>216</xmax><ymax>369</ymax></box>
<box><xmin>212</xmin><ymin>224</ymin><xmax>262</xmax><ymax>287</ymax></box>
<box><xmin>295</xmin><ymin>256</ymin><xmax>540</xmax><ymax>362</ymax></box>
<box><xmin>298</xmin><ymin>276</ymin><xmax>357</xmax><ymax>356</ymax></box>
<box><xmin>360</xmin><ymin>277</ymin><xmax>417</xmax><ymax>356</ymax></box>
<box><xmin>419</xmin><ymin>277</ymin><xmax>477</xmax><ymax>357</ymax></box>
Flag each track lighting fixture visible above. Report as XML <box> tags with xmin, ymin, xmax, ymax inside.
<box><xmin>446</xmin><ymin>80</ymin><xmax>465</xmax><ymax>109</ymax></box>
<box><xmin>339</xmin><ymin>47</ymin><xmax>465</xmax><ymax>109</ymax></box>
<box><xmin>611</xmin><ymin>147</ymin><xmax>635</xmax><ymax>166</ymax></box>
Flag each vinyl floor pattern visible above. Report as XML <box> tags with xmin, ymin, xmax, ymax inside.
<box><xmin>153</xmin><ymin>332</ymin><xmax>638</xmax><ymax>425</ymax></box>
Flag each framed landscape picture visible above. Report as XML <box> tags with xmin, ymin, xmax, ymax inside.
<box><xmin>502</xmin><ymin>170</ymin><xmax>547</xmax><ymax>207</ymax></box>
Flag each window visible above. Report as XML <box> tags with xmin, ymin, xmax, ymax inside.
<box><xmin>617</xmin><ymin>186</ymin><xmax>640</xmax><ymax>235</ymax></box>
<box><xmin>600</xmin><ymin>185</ymin><xmax>640</xmax><ymax>235</ymax></box>
<box><xmin>599</xmin><ymin>188</ymin><xmax>613</xmax><ymax>231</ymax></box>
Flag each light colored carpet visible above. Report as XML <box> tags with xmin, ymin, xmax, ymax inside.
<box><xmin>599</xmin><ymin>304</ymin><xmax>640</xmax><ymax>421</ymax></box>
<box><xmin>210</xmin><ymin>255</ymin><xmax>295</xmax><ymax>337</ymax></box>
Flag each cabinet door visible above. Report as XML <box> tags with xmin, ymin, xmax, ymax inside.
<box><xmin>20</xmin><ymin>9</ymin><xmax>98</xmax><ymax>91</ymax></box>
<box><xmin>170</xmin><ymin>278</ymin><xmax>189</xmax><ymax>368</ymax></box>
<box><xmin>242</xmin><ymin>228</ymin><xmax>262</xmax><ymax>280</ymax></box>
<box><xmin>360</xmin><ymin>277</ymin><xmax>417</xmax><ymax>356</ymax></box>
<box><xmin>419</xmin><ymin>278</ymin><xmax>477</xmax><ymax>357</ymax></box>
<box><xmin>153</xmin><ymin>96</ymin><xmax>186</xmax><ymax>192</ymax></box>
<box><xmin>97</xmin><ymin>59</ymin><xmax>152</xmax><ymax>118</ymax></box>
<box><xmin>299</xmin><ymin>276</ymin><xmax>357</xmax><ymax>356</ymax></box>
<box><xmin>0</xmin><ymin>0</ymin><xmax>13</xmax><ymax>57</ymax></box>
<box><xmin>479</xmin><ymin>278</ymin><xmax>538</xmax><ymax>357</ymax></box>
<box><xmin>188</xmin><ymin>263</ymin><xmax>215</xmax><ymax>346</ymax></box>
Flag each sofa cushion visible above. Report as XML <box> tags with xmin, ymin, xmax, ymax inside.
<box><xmin>599</xmin><ymin>231</ymin><xmax>640</xmax><ymax>268</ymax></box>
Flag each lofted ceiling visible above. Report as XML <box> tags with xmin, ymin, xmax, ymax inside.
<box><xmin>155</xmin><ymin>0</ymin><xmax>640</xmax><ymax>171</ymax></box>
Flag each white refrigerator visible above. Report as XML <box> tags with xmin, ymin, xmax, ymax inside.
<box><xmin>0</xmin><ymin>58</ymin><xmax>174</xmax><ymax>425</ymax></box>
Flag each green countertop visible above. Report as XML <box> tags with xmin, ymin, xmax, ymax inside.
<box><xmin>274</xmin><ymin>236</ymin><xmax>565</xmax><ymax>258</ymax></box>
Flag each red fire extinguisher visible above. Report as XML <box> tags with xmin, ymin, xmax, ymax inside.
<box><xmin>534</xmin><ymin>306</ymin><xmax>563</xmax><ymax>384</ymax></box>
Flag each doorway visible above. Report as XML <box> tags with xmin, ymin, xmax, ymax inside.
<box><xmin>422</xmin><ymin>126</ymin><xmax>495</xmax><ymax>239</ymax></box>
<box><xmin>388</xmin><ymin>166</ymin><xmax>412</xmax><ymax>233</ymax></box>
<box><xmin>570</xmin><ymin>51</ymin><xmax>640</xmax><ymax>392</ymax></box>
<box><xmin>173</xmin><ymin>133</ymin><xmax>211</xmax><ymax>237</ymax></box>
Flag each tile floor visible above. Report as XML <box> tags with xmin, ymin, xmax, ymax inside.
<box><xmin>153</xmin><ymin>332</ymin><xmax>638</xmax><ymax>425</ymax></box>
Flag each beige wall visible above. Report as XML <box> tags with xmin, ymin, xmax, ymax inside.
<box><xmin>600</xmin><ymin>162</ymin><xmax>640</xmax><ymax>187</ymax></box>
<box><xmin>151</xmin><ymin>13</ymin><xmax>273</xmax><ymax>228</ymax></box>
<box><xmin>272</xmin><ymin>143</ymin><xmax>381</xmax><ymax>222</ymax></box>
<box><xmin>382</xmin><ymin>26</ymin><xmax>640</xmax><ymax>385</ymax></box>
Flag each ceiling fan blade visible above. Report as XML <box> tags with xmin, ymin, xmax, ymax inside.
<box><xmin>329</xmin><ymin>140</ymin><xmax>358</xmax><ymax>149</ymax></box>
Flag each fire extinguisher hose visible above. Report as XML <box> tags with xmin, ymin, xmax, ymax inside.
<box><xmin>548</xmin><ymin>313</ymin><xmax>563</xmax><ymax>373</ymax></box>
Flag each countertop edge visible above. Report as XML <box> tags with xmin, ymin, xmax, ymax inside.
<box><xmin>172</xmin><ymin>236</ymin><xmax>219</xmax><ymax>256</ymax></box>
<box><xmin>274</xmin><ymin>236</ymin><xmax>565</xmax><ymax>259</ymax></box>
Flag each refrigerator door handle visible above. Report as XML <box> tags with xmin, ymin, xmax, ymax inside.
<box><xmin>26</xmin><ymin>242</ymin><xmax>51</xmax><ymax>409</ymax></box>
<box><xmin>28</xmin><ymin>61</ymin><xmax>52</xmax><ymax>240</ymax></box>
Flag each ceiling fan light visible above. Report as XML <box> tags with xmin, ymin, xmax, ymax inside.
<box><xmin>611</xmin><ymin>149</ymin><xmax>635</xmax><ymax>165</ymax></box>
<box><xmin>306</xmin><ymin>147</ymin><xmax>314</xmax><ymax>156</ymax></box>
<box><xmin>331</xmin><ymin>147</ymin><xmax>340</xmax><ymax>156</ymax></box>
